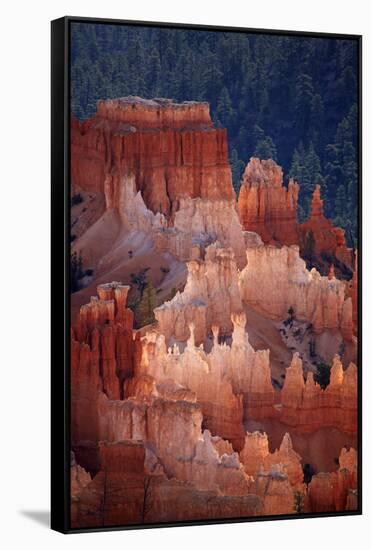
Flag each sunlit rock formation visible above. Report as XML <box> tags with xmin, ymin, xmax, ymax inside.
<box><xmin>237</xmin><ymin>160</ymin><xmax>355</xmax><ymax>279</ymax></box>
<box><xmin>72</xmin><ymin>97</ymin><xmax>235</xmax><ymax>218</ymax></box>
<box><xmin>155</xmin><ymin>244</ymin><xmax>243</xmax><ymax>344</ymax></box>
<box><xmin>71</xmin><ymin>282</ymin><xmax>138</xmax><ymax>443</ymax></box>
<box><xmin>154</xmin><ymin>197</ymin><xmax>247</xmax><ymax>267</ymax></box>
<box><xmin>238</xmin><ymin>158</ymin><xmax>299</xmax><ymax>245</ymax></box>
<box><xmin>129</xmin><ymin>310</ymin><xmax>274</xmax><ymax>443</ymax></box>
<box><xmin>71</xmin><ymin>282</ymin><xmax>358</xmax><ymax>525</ymax></box>
<box><xmin>101</xmin><ymin>172</ymin><xmax>250</xmax><ymax>266</ymax></box>
<box><xmin>70</xmin><ymin>96</ymin><xmax>359</xmax><ymax>526</ymax></box>
<box><xmin>253</xmin><ymin>469</ymin><xmax>296</xmax><ymax>515</ymax></box>
<box><xmin>72</xmin><ymin>437</ymin><xmax>264</xmax><ymax>528</ymax></box>
<box><xmin>97</xmin><ymin>392</ymin><xmax>249</xmax><ymax>493</ymax></box>
<box><xmin>299</xmin><ymin>185</ymin><xmax>354</xmax><ymax>270</ymax></box>
<box><xmin>240</xmin><ymin>432</ymin><xmax>303</xmax><ymax>489</ymax></box>
<box><xmin>281</xmin><ymin>353</ymin><xmax>357</xmax><ymax>434</ymax></box>
<box><xmin>104</xmin><ymin>172</ymin><xmax>166</xmax><ymax>232</ymax></box>
<box><xmin>308</xmin><ymin>447</ymin><xmax>358</xmax><ymax>512</ymax></box>
<box><xmin>239</xmin><ymin>244</ymin><xmax>353</xmax><ymax>339</ymax></box>
<box><xmin>129</xmin><ymin>327</ymin><xmax>246</xmax><ymax>450</ymax></box>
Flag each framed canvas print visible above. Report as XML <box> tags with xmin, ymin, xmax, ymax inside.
<box><xmin>51</xmin><ymin>16</ymin><xmax>362</xmax><ymax>533</ymax></box>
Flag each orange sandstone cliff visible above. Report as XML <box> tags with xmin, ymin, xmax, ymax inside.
<box><xmin>238</xmin><ymin>158</ymin><xmax>299</xmax><ymax>245</ymax></box>
<box><xmin>72</xmin><ymin>97</ymin><xmax>235</xmax><ymax>218</ymax></box>
<box><xmin>71</xmin><ymin>282</ymin><xmax>138</xmax><ymax>443</ymax></box>
<box><xmin>280</xmin><ymin>353</ymin><xmax>357</xmax><ymax>435</ymax></box>
<box><xmin>299</xmin><ymin>185</ymin><xmax>354</xmax><ymax>270</ymax></box>
<box><xmin>237</xmin><ymin>159</ymin><xmax>354</xmax><ymax>278</ymax></box>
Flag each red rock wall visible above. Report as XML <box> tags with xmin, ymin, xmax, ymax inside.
<box><xmin>72</xmin><ymin>97</ymin><xmax>235</xmax><ymax>217</ymax></box>
<box><xmin>240</xmin><ymin>432</ymin><xmax>303</xmax><ymax>489</ymax></box>
<box><xmin>280</xmin><ymin>354</ymin><xmax>357</xmax><ymax>435</ymax></box>
<box><xmin>238</xmin><ymin>158</ymin><xmax>299</xmax><ymax>245</ymax></box>
<box><xmin>308</xmin><ymin>447</ymin><xmax>357</xmax><ymax>512</ymax></box>
<box><xmin>299</xmin><ymin>185</ymin><xmax>354</xmax><ymax>269</ymax></box>
<box><xmin>237</xmin><ymin>161</ymin><xmax>355</xmax><ymax>278</ymax></box>
<box><xmin>71</xmin><ymin>282</ymin><xmax>138</xmax><ymax>444</ymax></box>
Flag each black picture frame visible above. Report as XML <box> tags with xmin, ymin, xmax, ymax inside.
<box><xmin>51</xmin><ymin>15</ymin><xmax>362</xmax><ymax>534</ymax></box>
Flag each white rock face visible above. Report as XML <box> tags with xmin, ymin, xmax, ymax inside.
<box><xmin>106</xmin><ymin>173</ymin><xmax>165</xmax><ymax>232</ymax></box>
<box><xmin>172</xmin><ymin>197</ymin><xmax>247</xmax><ymax>268</ymax></box>
<box><xmin>239</xmin><ymin>245</ymin><xmax>353</xmax><ymax>338</ymax></box>
<box><xmin>107</xmin><ymin>175</ymin><xmax>252</xmax><ymax>269</ymax></box>
<box><xmin>135</xmin><ymin>309</ymin><xmax>275</xmax><ymax>438</ymax></box>
<box><xmin>155</xmin><ymin>243</ymin><xmax>243</xmax><ymax>344</ymax></box>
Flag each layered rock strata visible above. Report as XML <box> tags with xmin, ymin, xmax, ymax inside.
<box><xmin>240</xmin><ymin>432</ymin><xmax>304</xmax><ymax>488</ymax></box>
<box><xmin>308</xmin><ymin>447</ymin><xmax>358</xmax><ymax>512</ymax></box>
<box><xmin>70</xmin><ymin>97</ymin><xmax>359</xmax><ymax>526</ymax></box>
<box><xmin>72</xmin><ymin>97</ymin><xmax>235</xmax><ymax>218</ymax></box>
<box><xmin>299</xmin><ymin>185</ymin><xmax>354</xmax><ymax>269</ymax></box>
<box><xmin>97</xmin><ymin>392</ymin><xmax>249</xmax><ymax>493</ymax></box>
<box><xmin>73</xmin><ymin>464</ymin><xmax>264</xmax><ymax>528</ymax></box>
<box><xmin>71</xmin><ymin>282</ymin><xmax>138</xmax><ymax>443</ymax></box>
<box><xmin>154</xmin><ymin>197</ymin><xmax>248</xmax><ymax>267</ymax></box>
<box><xmin>281</xmin><ymin>353</ymin><xmax>357</xmax><ymax>434</ymax></box>
<box><xmin>129</xmin><ymin>310</ymin><xmax>274</xmax><ymax>443</ymax></box>
<box><xmin>155</xmin><ymin>240</ymin><xmax>355</xmax><ymax>344</ymax></box>
<box><xmin>237</xmin><ymin>160</ymin><xmax>354</xmax><ymax>276</ymax></box>
<box><xmin>155</xmin><ymin>244</ymin><xmax>243</xmax><ymax>344</ymax></box>
<box><xmin>239</xmin><ymin>245</ymin><xmax>353</xmax><ymax>340</ymax></box>
<box><xmin>238</xmin><ymin>158</ymin><xmax>299</xmax><ymax>245</ymax></box>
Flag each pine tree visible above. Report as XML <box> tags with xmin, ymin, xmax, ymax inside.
<box><xmin>254</xmin><ymin>136</ymin><xmax>277</xmax><ymax>161</ymax></box>
<box><xmin>230</xmin><ymin>149</ymin><xmax>245</xmax><ymax>192</ymax></box>
<box><xmin>309</xmin><ymin>93</ymin><xmax>324</xmax><ymax>148</ymax></box>
<box><xmin>303</xmin><ymin>230</ymin><xmax>315</xmax><ymax>263</ymax></box>
<box><xmin>139</xmin><ymin>280</ymin><xmax>156</xmax><ymax>327</ymax></box>
<box><xmin>305</xmin><ymin>143</ymin><xmax>324</xmax><ymax>190</ymax></box>
<box><xmin>71</xmin><ymin>251</ymin><xmax>84</xmax><ymax>293</ymax></box>
<box><xmin>334</xmin><ymin>184</ymin><xmax>347</xmax><ymax>226</ymax></box>
<box><xmin>216</xmin><ymin>87</ymin><xmax>235</xmax><ymax>128</ymax></box>
<box><xmin>294</xmin><ymin>72</ymin><xmax>315</xmax><ymax>146</ymax></box>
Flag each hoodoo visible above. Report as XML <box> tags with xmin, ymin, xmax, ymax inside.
<box><xmin>69</xmin><ymin>87</ymin><xmax>359</xmax><ymax>527</ymax></box>
<box><xmin>299</xmin><ymin>185</ymin><xmax>354</xmax><ymax>270</ymax></box>
<box><xmin>238</xmin><ymin>157</ymin><xmax>300</xmax><ymax>245</ymax></box>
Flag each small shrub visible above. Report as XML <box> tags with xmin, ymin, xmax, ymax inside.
<box><xmin>130</xmin><ymin>268</ymin><xmax>150</xmax><ymax>298</ymax></box>
<box><xmin>139</xmin><ymin>280</ymin><xmax>156</xmax><ymax>326</ymax></box>
<box><xmin>71</xmin><ymin>193</ymin><xmax>83</xmax><ymax>207</ymax></box>
<box><xmin>70</xmin><ymin>251</ymin><xmax>83</xmax><ymax>293</ymax></box>
<box><xmin>303</xmin><ymin>463</ymin><xmax>315</xmax><ymax>484</ymax></box>
<box><xmin>314</xmin><ymin>362</ymin><xmax>331</xmax><ymax>389</ymax></box>
<box><xmin>293</xmin><ymin>490</ymin><xmax>305</xmax><ymax>513</ymax></box>
<box><xmin>309</xmin><ymin>339</ymin><xmax>316</xmax><ymax>358</ymax></box>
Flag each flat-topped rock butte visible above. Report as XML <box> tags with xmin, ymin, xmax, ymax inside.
<box><xmin>72</xmin><ymin>96</ymin><xmax>235</xmax><ymax>218</ymax></box>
